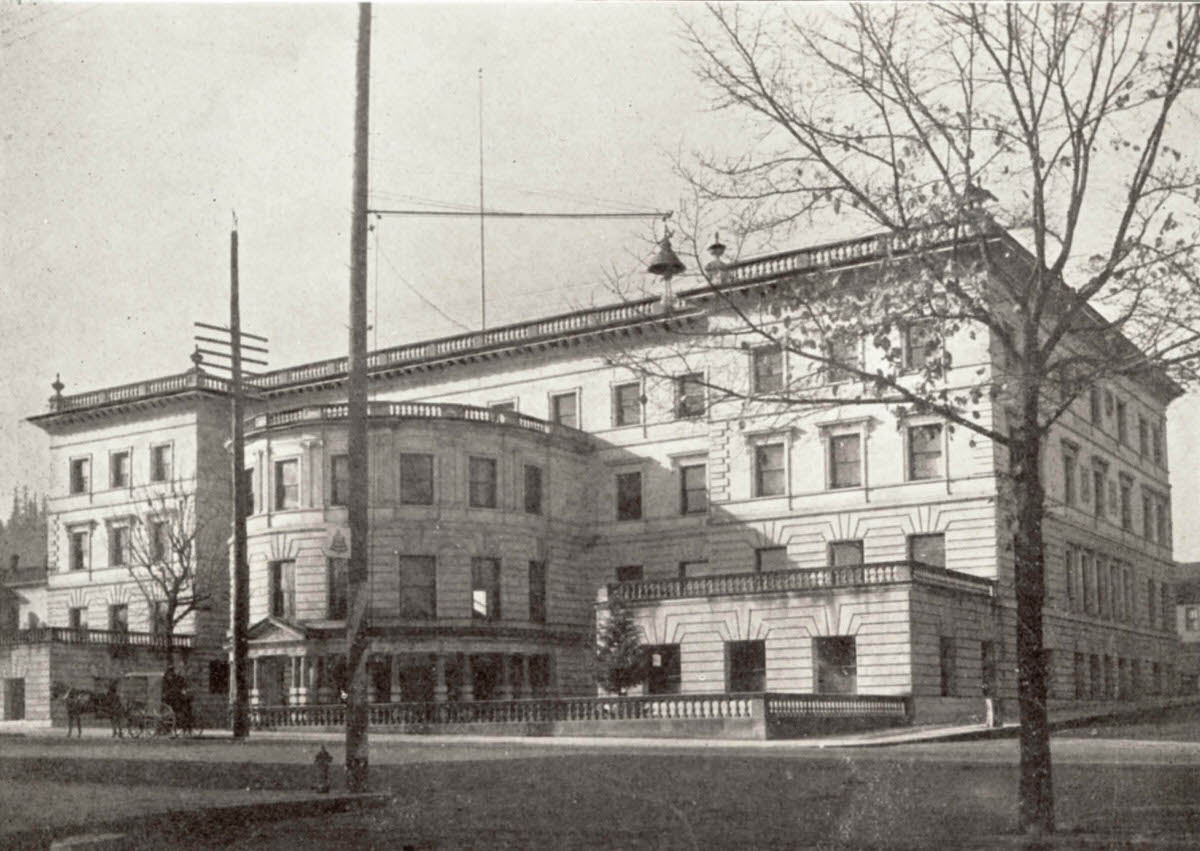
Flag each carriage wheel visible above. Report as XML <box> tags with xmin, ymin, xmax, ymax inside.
<box><xmin>158</xmin><ymin>705</ymin><xmax>176</xmax><ymax>738</ymax></box>
<box><xmin>128</xmin><ymin>707</ymin><xmax>148</xmax><ymax>739</ymax></box>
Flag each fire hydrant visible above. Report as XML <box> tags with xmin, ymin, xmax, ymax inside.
<box><xmin>314</xmin><ymin>745</ymin><xmax>333</xmax><ymax>793</ymax></box>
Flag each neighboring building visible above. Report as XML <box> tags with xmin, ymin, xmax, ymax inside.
<box><xmin>8</xmin><ymin>223</ymin><xmax>1184</xmax><ymax>727</ymax></box>
<box><xmin>1174</xmin><ymin>564</ymin><xmax>1200</xmax><ymax>694</ymax></box>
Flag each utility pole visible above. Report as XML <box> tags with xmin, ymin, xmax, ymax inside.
<box><xmin>229</xmin><ymin>217</ymin><xmax>250</xmax><ymax>739</ymax></box>
<box><xmin>344</xmin><ymin>0</ymin><xmax>372</xmax><ymax>793</ymax></box>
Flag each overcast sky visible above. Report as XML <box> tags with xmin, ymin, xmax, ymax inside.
<box><xmin>3</xmin><ymin>3</ymin><xmax>1198</xmax><ymax>558</ymax></box>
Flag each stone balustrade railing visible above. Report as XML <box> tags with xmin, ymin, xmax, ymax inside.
<box><xmin>245</xmin><ymin>400</ymin><xmax>585</xmax><ymax>442</ymax></box>
<box><xmin>606</xmin><ymin>560</ymin><xmax>993</xmax><ymax>604</ymax></box>
<box><xmin>255</xmin><ymin>298</ymin><xmax>665</xmax><ymax>390</ymax></box>
<box><xmin>719</xmin><ymin>220</ymin><xmax>990</xmax><ymax>286</ymax></box>
<box><xmin>44</xmin><ymin>371</ymin><xmax>230</xmax><ymax>414</ymax></box>
<box><xmin>248</xmin><ymin>691</ymin><xmax>909</xmax><ymax>730</ymax></box>
<box><xmin>0</xmin><ymin>626</ymin><xmax>194</xmax><ymax>649</ymax></box>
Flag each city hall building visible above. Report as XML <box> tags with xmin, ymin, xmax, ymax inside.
<box><xmin>1</xmin><ymin>223</ymin><xmax>1184</xmax><ymax>728</ymax></box>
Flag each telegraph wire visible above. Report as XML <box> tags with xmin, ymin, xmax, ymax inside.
<box><xmin>374</xmin><ymin>241</ymin><xmax>472</xmax><ymax>332</ymax></box>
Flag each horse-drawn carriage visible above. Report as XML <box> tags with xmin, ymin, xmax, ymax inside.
<box><xmin>120</xmin><ymin>669</ymin><xmax>200</xmax><ymax>738</ymax></box>
<box><xmin>56</xmin><ymin>668</ymin><xmax>201</xmax><ymax>738</ymax></box>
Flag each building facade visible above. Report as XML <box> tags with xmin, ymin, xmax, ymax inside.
<box><xmin>5</xmin><ymin>224</ymin><xmax>1184</xmax><ymax>726</ymax></box>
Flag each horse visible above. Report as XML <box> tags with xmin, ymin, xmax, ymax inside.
<box><xmin>51</xmin><ymin>680</ymin><xmax>126</xmax><ymax>738</ymax></box>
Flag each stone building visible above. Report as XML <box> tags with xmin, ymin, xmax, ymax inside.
<box><xmin>3</xmin><ymin>223</ymin><xmax>1184</xmax><ymax>726</ymax></box>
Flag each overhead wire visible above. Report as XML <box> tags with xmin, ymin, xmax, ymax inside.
<box><xmin>374</xmin><ymin>241</ymin><xmax>472</xmax><ymax>332</ymax></box>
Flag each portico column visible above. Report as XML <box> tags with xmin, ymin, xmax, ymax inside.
<box><xmin>461</xmin><ymin>653</ymin><xmax>474</xmax><ymax>702</ymax></box>
<box><xmin>499</xmin><ymin>654</ymin><xmax>514</xmax><ymax>700</ymax></box>
<box><xmin>433</xmin><ymin>654</ymin><xmax>448</xmax><ymax>703</ymax></box>
<box><xmin>316</xmin><ymin>656</ymin><xmax>332</xmax><ymax>704</ymax></box>
<box><xmin>391</xmin><ymin>653</ymin><xmax>402</xmax><ymax>703</ymax></box>
<box><xmin>250</xmin><ymin>657</ymin><xmax>261</xmax><ymax>706</ymax></box>
<box><xmin>299</xmin><ymin>656</ymin><xmax>312</xmax><ymax>705</ymax></box>
<box><xmin>289</xmin><ymin>657</ymin><xmax>301</xmax><ymax>705</ymax></box>
<box><xmin>519</xmin><ymin>655</ymin><xmax>531</xmax><ymax>699</ymax></box>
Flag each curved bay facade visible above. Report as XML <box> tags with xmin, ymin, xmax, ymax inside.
<box><xmin>242</xmin><ymin>402</ymin><xmax>594</xmax><ymax>705</ymax></box>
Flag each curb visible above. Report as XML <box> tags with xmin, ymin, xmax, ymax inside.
<box><xmin>3</xmin><ymin>791</ymin><xmax>390</xmax><ymax>851</ymax></box>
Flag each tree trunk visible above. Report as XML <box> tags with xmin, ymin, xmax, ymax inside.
<box><xmin>1010</xmin><ymin>401</ymin><xmax>1054</xmax><ymax>835</ymax></box>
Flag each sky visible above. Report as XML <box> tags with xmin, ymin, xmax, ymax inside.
<box><xmin>2</xmin><ymin>2</ymin><xmax>1199</xmax><ymax>558</ymax></box>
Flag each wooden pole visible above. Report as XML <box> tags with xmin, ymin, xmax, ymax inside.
<box><xmin>344</xmin><ymin>0</ymin><xmax>372</xmax><ymax>793</ymax></box>
<box><xmin>230</xmin><ymin>217</ymin><xmax>250</xmax><ymax>739</ymax></box>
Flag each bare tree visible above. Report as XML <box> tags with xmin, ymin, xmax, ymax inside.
<box><xmin>126</xmin><ymin>488</ymin><xmax>222</xmax><ymax>669</ymax></box>
<box><xmin>607</xmin><ymin>3</ymin><xmax>1200</xmax><ymax>835</ymax></box>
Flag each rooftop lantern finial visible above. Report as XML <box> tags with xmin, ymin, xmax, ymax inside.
<box><xmin>705</xmin><ymin>232</ymin><xmax>728</xmax><ymax>279</ymax></box>
<box><xmin>190</xmin><ymin>345</ymin><xmax>205</xmax><ymax>373</ymax></box>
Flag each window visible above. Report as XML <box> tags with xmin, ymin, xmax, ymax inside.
<box><xmin>1148</xmin><ymin>578</ymin><xmax>1157</xmax><ymax>625</ymax></box>
<box><xmin>399</xmin><ymin>555</ymin><xmax>437</xmax><ymax>620</ymax></box>
<box><xmin>108</xmin><ymin>604</ymin><xmax>128</xmax><ymax>635</ymax></box>
<box><xmin>68</xmin><ymin>606</ymin><xmax>88</xmax><ymax>631</ymax></box>
<box><xmin>150</xmin><ymin>444</ymin><xmax>172</xmax><ymax>482</ymax></box>
<box><xmin>268</xmin><ymin>560</ymin><xmax>295</xmax><ymax>619</ymax></box>
<box><xmin>1119</xmin><ymin>476</ymin><xmax>1133</xmax><ymax>531</ymax></box>
<box><xmin>751</xmin><ymin>347</ymin><xmax>783</xmax><ymax>394</ymax></box>
<box><xmin>939</xmin><ymin>636</ymin><xmax>956</xmax><ymax>696</ymax></box>
<box><xmin>815</xmin><ymin>636</ymin><xmax>857</xmax><ymax>694</ymax></box>
<box><xmin>468</xmin><ymin>457</ymin><xmax>497</xmax><ymax>509</ymax></box>
<box><xmin>1074</xmin><ymin>652</ymin><xmax>1087</xmax><ymax>700</ymax></box>
<box><xmin>1138</xmin><ymin>415</ymin><xmax>1149</xmax><ymax>457</ymax></box>
<box><xmin>982</xmin><ymin>641</ymin><xmax>998</xmax><ymax>698</ymax></box>
<box><xmin>108</xmin><ymin>525</ymin><xmax>130</xmax><ymax>567</ymax></box>
<box><xmin>829</xmin><ymin>433</ymin><xmax>862</xmax><ymax>489</ymax></box>
<box><xmin>471</xmin><ymin>557</ymin><xmax>500</xmax><ymax>620</ymax></box>
<box><xmin>1155</xmin><ymin>495</ymin><xmax>1169</xmax><ymax>545</ymax></box>
<box><xmin>1152</xmin><ymin>423</ymin><xmax>1164</xmax><ymax>465</ymax></box>
<box><xmin>755</xmin><ymin>546</ymin><xmax>789</xmax><ymax>572</ymax></box>
<box><xmin>209</xmin><ymin>660</ymin><xmax>230</xmax><ymax>696</ymax></box>
<box><xmin>152</xmin><ymin>600</ymin><xmax>169</xmax><ymax>636</ymax></box>
<box><xmin>1161</xmin><ymin>586</ymin><xmax>1172</xmax><ymax>631</ymax></box>
<box><xmin>1186</xmin><ymin>607</ymin><xmax>1200</xmax><ymax>632</ymax></box>
<box><xmin>908</xmin><ymin>533</ymin><xmax>946</xmax><ymax>569</ymax></box>
<box><xmin>69</xmin><ymin>529</ymin><xmax>89</xmax><ymax>572</ymax></box>
<box><xmin>828</xmin><ymin>540</ymin><xmax>864</xmax><ymax>567</ymax></box>
<box><xmin>110</xmin><ymin>451</ymin><xmax>130</xmax><ymax>489</ymax></box>
<box><xmin>550</xmin><ymin>392</ymin><xmax>578</xmax><ymax>428</ymax></box>
<box><xmin>754</xmin><ymin>443</ymin><xmax>785</xmax><ymax>496</ymax></box>
<box><xmin>528</xmin><ymin>560</ymin><xmax>547</xmax><ymax>624</ymax></box>
<box><xmin>726</xmin><ymin>640</ymin><xmax>766</xmax><ymax>692</ymax></box>
<box><xmin>524</xmin><ymin>464</ymin><xmax>543</xmax><ymax>515</ymax></box>
<box><xmin>680</xmin><ymin>463</ymin><xmax>707</xmax><ymax>515</ymax></box>
<box><xmin>1062</xmin><ymin>446</ymin><xmax>1077</xmax><ymax>506</ymax></box>
<box><xmin>241</xmin><ymin>468</ymin><xmax>255</xmax><ymax>518</ymax></box>
<box><xmin>274</xmin><ymin>459</ymin><xmax>299</xmax><ymax>510</ymax></box>
<box><xmin>616</xmin><ymin>471</ymin><xmax>642</xmax><ymax>521</ymax></box>
<box><xmin>907</xmin><ymin>424</ymin><xmax>944</xmax><ymax>480</ymax></box>
<box><xmin>69</xmin><ymin>458</ymin><xmax>90</xmax><ymax>494</ymax></box>
<box><xmin>1124</xmin><ymin>567</ymin><xmax>1135</xmax><ymax>625</ymax></box>
<box><xmin>1116</xmin><ymin>400</ymin><xmax>1128</xmax><ymax>445</ymax></box>
<box><xmin>903</xmin><ymin>320</ymin><xmax>939</xmax><ymax>372</ymax></box>
<box><xmin>1081</xmin><ymin>551</ymin><xmax>1094</xmax><ymax>614</ymax></box>
<box><xmin>330</xmin><ymin>454</ymin><xmax>350</xmax><ymax>507</ymax></box>
<box><xmin>399</xmin><ymin>453</ymin><xmax>434</xmax><ymax>505</ymax></box>
<box><xmin>1065</xmin><ymin>547</ymin><xmax>1078</xmax><ymax>612</ymax></box>
<box><xmin>612</xmin><ymin>382</ymin><xmax>641</xmax><ymax>426</ymax></box>
<box><xmin>1089</xmin><ymin>387</ymin><xmax>1102</xmax><ymax>425</ymax></box>
<box><xmin>827</xmin><ymin>332</ymin><xmax>862</xmax><ymax>383</ymax></box>
<box><xmin>615</xmin><ymin>564</ymin><xmax>643</xmax><ymax>583</ymax></box>
<box><xmin>675</xmin><ymin>373</ymin><xmax>705</xmax><ymax>419</ymax></box>
<box><xmin>150</xmin><ymin>520</ymin><xmax>170</xmax><ymax>562</ymax></box>
<box><xmin>1096</xmin><ymin>556</ymin><xmax>1109</xmax><ymax>618</ymax></box>
<box><xmin>1092</xmin><ymin>467</ymin><xmax>1106</xmax><ymax>518</ymax></box>
<box><xmin>645</xmin><ymin>645</ymin><xmax>681</xmax><ymax>695</ymax></box>
<box><xmin>327</xmin><ymin>558</ymin><xmax>348</xmax><ymax>619</ymax></box>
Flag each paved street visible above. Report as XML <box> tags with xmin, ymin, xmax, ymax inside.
<box><xmin>3</xmin><ymin>726</ymin><xmax>1200</xmax><ymax>848</ymax></box>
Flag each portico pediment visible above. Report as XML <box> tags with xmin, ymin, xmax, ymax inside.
<box><xmin>247</xmin><ymin>617</ymin><xmax>309</xmax><ymax>644</ymax></box>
